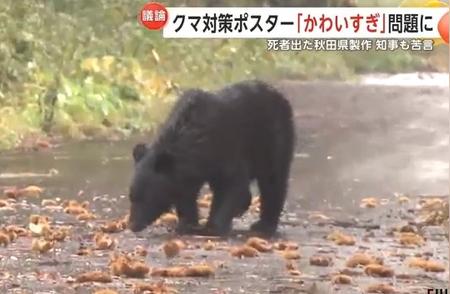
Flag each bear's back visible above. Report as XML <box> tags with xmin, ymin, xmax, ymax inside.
<box><xmin>151</xmin><ymin>81</ymin><xmax>293</xmax><ymax>178</ymax></box>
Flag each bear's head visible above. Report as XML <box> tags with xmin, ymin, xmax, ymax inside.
<box><xmin>127</xmin><ymin>143</ymin><xmax>179</xmax><ymax>232</ymax></box>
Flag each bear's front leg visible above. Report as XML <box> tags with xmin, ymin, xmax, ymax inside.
<box><xmin>175</xmin><ymin>197</ymin><xmax>201</xmax><ymax>234</ymax></box>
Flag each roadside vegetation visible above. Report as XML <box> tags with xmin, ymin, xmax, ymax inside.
<box><xmin>0</xmin><ymin>0</ymin><xmax>447</xmax><ymax>149</ymax></box>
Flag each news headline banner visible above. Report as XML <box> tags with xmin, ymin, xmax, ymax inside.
<box><xmin>162</xmin><ymin>8</ymin><xmax>448</xmax><ymax>39</ymax></box>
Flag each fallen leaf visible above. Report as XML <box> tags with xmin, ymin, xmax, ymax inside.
<box><xmin>155</xmin><ymin>213</ymin><xmax>178</xmax><ymax>227</ymax></box>
<box><xmin>346</xmin><ymin>253</ymin><xmax>383</xmax><ymax>268</ymax></box>
<box><xmin>151</xmin><ymin>264</ymin><xmax>214</xmax><ymax>277</ymax></box>
<box><xmin>63</xmin><ymin>200</ymin><xmax>90</xmax><ymax>216</ymax></box>
<box><xmin>327</xmin><ymin>230</ymin><xmax>356</xmax><ymax>246</ymax></box>
<box><xmin>274</xmin><ymin>241</ymin><xmax>299</xmax><ymax>251</ymax></box>
<box><xmin>360</xmin><ymin>197</ymin><xmax>378</xmax><ymax>208</ymax></box>
<box><xmin>309</xmin><ymin>255</ymin><xmax>333</xmax><ymax>267</ymax></box>
<box><xmin>94</xmin><ymin>232</ymin><xmax>115</xmax><ymax>250</ymax></box>
<box><xmin>29</xmin><ymin>215</ymin><xmax>51</xmax><ymax>236</ymax></box>
<box><xmin>184</xmin><ymin>264</ymin><xmax>215</xmax><ymax>277</ymax></box>
<box><xmin>246</xmin><ymin>237</ymin><xmax>272</xmax><ymax>252</ymax></box>
<box><xmin>163</xmin><ymin>240</ymin><xmax>183</xmax><ymax>258</ymax></box>
<box><xmin>364</xmin><ymin>264</ymin><xmax>394</xmax><ymax>277</ymax></box>
<box><xmin>0</xmin><ymin>232</ymin><xmax>10</xmax><ymax>247</ymax></box>
<box><xmin>46</xmin><ymin>227</ymin><xmax>70</xmax><ymax>242</ymax></box>
<box><xmin>399</xmin><ymin>232</ymin><xmax>424</xmax><ymax>246</ymax></box>
<box><xmin>331</xmin><ymin>274</ymin><xmax>352</xmax><ymax>284</ymax></box>
<box><xmin>18</xmin><ymin>185</ymin><xmax>43</xmax><ymax>198</ymax></box>
<box><xmin>281</xmin><ymin>250</ymin><xmax>301</xmax><ymax>260</ymax></box>
<box><xmin>408</xmin><ymin>257</ymin><xmax>446</xmax><ymax>272</ymax></box>
<box><xmin>31</xmin><ymin>238</ymin><xmax>54</xmax><ymax>253</ymax></box>
<box><xmin>123</xmin><ymin>261</ymin><xmax>150</xmax><ymax>278</ymax></box>
<box><xmin>110</xmin><ymin>253</ymin><xmax>150</xmax><ymax>278</ymax></box>
<box><xmin>230</xmin><ymin>245</ymin><xmax>259</xmax><ymax>258</ymax></box>
<box><xmin>5</xmin><ymin>231</ymin><xmax>17</xmax><ymax>242</ymax></box>
<box><xmin>365</xmin><ymin>284</ymin><xmax>396</xmax><ymax>294</ymax></box>
<box><xmin>75</xmin><ymin>271</ymin><xmax>112</xmax><ymax>283</ymax></box>
<box><xmin>110</xmin><ymin>254</ymin><xmax>128</xmax><ymax>275</ymax></box>
<box><xmin>1</xmin><ymin>227</ymin><xmax>19</xmax><ymax>243</ymax></box>
<box><xmin>100</xmin><ymin>219</ymin><xmax>127</xmax><ymax>233</ymax></box>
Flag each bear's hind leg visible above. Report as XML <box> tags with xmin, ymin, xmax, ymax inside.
<box><xmin>251</xmin><ymin>115</ymin><xmax>294</xmax><ymax>237</ymax></box>
<box><xmin>208</xmin><ymin>181</ymin><xmax>251</xmax><ymax>220</ymax></box>
<box><xmin>251</xmin><ymin>163</ymin><xmax>290</xmax><ymax>237</ymax></box>
<box><xmin>233</xmin><ymin>187</ymin><xmax>251</xmax><ymax>217</ymax></box>
<box><xmin>204</xmin><ymin>172</ymin><xmax>250</xmax><ymax>235</ymax></box>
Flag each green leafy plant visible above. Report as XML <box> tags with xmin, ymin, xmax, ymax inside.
<box><xmin>0</xmin><ymin>0</ymin><xmax>445</xmax><ymax>150</ymax></box>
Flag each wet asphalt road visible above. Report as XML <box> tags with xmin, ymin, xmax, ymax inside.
<box><xmin>0</xmin><ymin>75</ymin><xmax>448</xmax><ymax>293</ymax></box>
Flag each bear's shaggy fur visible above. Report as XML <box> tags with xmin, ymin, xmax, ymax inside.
<box><xmin>128</xmin><ymin>80</ymin><xmax>294</xmax><ymax>236</ymax></box>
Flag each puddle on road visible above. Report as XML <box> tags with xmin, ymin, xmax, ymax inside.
<box><xmin>359</xmin><ymin>72</ymin><xmax>449</xmax><ymax>88</ymax></box>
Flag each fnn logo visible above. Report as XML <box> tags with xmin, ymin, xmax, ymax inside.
<box><xmin>427</xmin><ymin>289</ymin><xmax>448</xmax><ymax>294</ymax></box>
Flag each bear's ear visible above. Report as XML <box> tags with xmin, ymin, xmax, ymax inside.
<box><xmin>153</xmin><ymin>151</ymin><xmax>174</xmax><ymax>174</ymax></box>
<box><xmin>132</xmin><ymin>143</ymin><xmax>148</xmax><ymax>163</ymax></box>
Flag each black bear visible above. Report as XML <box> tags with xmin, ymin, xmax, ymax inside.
<box><xmin>127</xmin><ymin>80</ymin><xmax>294</xmax><ymax>236</ymax></box>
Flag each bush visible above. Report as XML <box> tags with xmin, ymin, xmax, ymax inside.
<box><xmin>0</xmin><ymin>0</ymin><xmax>445</xmax><ymax>149</ymax></box>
